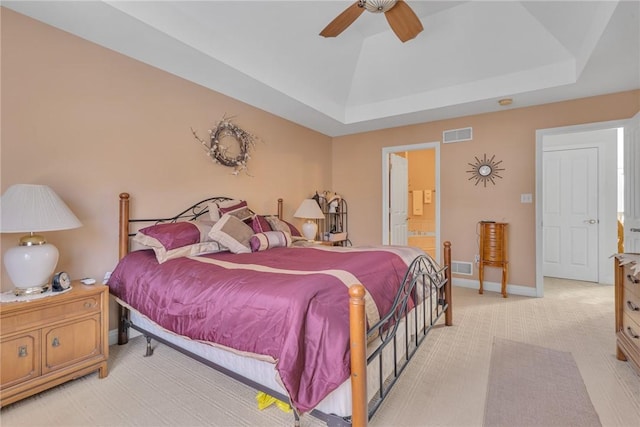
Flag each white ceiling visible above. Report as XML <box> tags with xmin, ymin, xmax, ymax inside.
<box><xmin>4</xmin><ymin>1</ymin><xmax>639</xmax><ymax>137</ymax></box>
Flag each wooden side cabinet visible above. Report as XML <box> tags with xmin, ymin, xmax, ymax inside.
<box><xmin>479</xmin><ymin>222</ymin><xmax>509</xmax><ymax>298</ymax></box>
<box><xmin>615</xmin><ymin>256</ymin><xmax>640</xmax><ymax>374</ymax></box>
<box><xmin>0</xmin><ymin>283</ymin><xmax>108</xmax><ymax>407</ymax></box>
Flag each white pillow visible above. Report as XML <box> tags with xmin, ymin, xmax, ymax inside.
<box><xmin>207</xmin><ymin>199</ymin><xmax>244</xmax><ymax>221</ymax></box>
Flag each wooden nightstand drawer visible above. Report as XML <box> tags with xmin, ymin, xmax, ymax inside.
<box><xmin>621</xmin><ymin>263</ymin><xmax>640</xmax><ymax>329</ymax></box>
<box><xmin>622</xmin><ymin>264</ymin><xmax>640</xmax><ymax>297</ymax></box>
<box><xmin>1</xmin><ymin>295</ymin><xmax>101</xmax><ymax>336</ymax></box>
<box><xmin>622</xmin><ymin>312</ymin><xmax>640</xmax><ymax>344</ymax></box>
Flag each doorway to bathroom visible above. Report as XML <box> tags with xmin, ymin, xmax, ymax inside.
<box><xmin>382</xmin><ymin>142</ymin><xmax>440</xmax><ymax>262</ymax></box>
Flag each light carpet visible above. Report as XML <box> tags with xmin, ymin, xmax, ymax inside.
<box><xmin>483</xmin><ymin>337</ymin><xmax>602</xmax><ymax>427</ymax></box>
<box><xmin>1</xmin><ymin>280</ymin><xmax>639</xmax><ymax>426</ymax></box>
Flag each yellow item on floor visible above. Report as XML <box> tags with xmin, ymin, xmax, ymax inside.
<box><xmin>256</xmin><ymin>391</ymin><xmax>292</xmax><ymax>413</ymax></box>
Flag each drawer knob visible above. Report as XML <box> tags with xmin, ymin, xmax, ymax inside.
<box><xmin>627</xmin><ymin>300</ymin><xmax>640</xmax><ymax>312</ymax></box>
<box><xmin>52</xmin><ymin>337</ymin><xmax>60</xmax><ymax>347</ymax></box>
<box><xmin>627</xmin><ymin>274</ymin><xmax>640</xmax><ymax>284</ymax></box>
<box><xmin>84</xmin><ymin>302</ymin><xmax>92</xmax><ymax>309</ymax></box>
<box><xmin>18</xmin><ymin>345</ymin><xmax>28</xmax><ymax>357</ymax></box>
<box><xmin>627</xmin><ymin>326</ymin><xmax>640</xmax><ymax>340</ymax></box>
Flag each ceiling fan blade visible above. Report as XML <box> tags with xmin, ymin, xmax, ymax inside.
<box><xmin>385</xmin><ymin>0</ymin><xmax>424</xmax><ymax>42</ymax></box>
<box><xmin>320</xmin><ymin>2</ymin><xmax>365</xmax><ymax>38</ymax></box>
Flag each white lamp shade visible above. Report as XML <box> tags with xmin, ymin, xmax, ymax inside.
<box><xmin>0</xmin><ymin>184</ymin><xmax>82</xmax><ymax>233</ymax></box>
<box><xmin>293</xmin><ymin>199</ymin><xmax>324</xmax><ymax>220</ymax></box>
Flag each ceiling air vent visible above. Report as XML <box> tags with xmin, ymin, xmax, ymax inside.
<box><xmin>443</xmin><ymin>127</ymin><xmax>472</xmax><ymax>143</ymax></box>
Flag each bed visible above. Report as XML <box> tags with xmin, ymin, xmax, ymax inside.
<box><xmin>108</xmin><ymin>193</ymin><xmax>452</xmax><ymax>427</ymax></box>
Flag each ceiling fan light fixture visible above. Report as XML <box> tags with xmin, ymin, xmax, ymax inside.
<box><xmin>320</xmin><ymin>0</ymin><xmax>421</xmax><ymax>42</ymax></box>
<box><xmin>363</xmin><ymin>0</ymin><xmax>398</xmax><ymax>13</ymax></box>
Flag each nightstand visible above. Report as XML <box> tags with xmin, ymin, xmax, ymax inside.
<box><xmin>0</xmin><ymin>282</ymin><xmax>109</xmax><ymax>407</ymax></box>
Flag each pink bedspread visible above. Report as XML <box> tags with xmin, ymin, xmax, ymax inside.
<box><xmin>108</xmin><ymin>246</ymin><xmax>422</xmax><ymax>413</ymax></box>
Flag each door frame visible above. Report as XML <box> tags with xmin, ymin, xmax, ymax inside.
<box><xmin>535</xmin><ymin>119</ymin><xmax>627</xmax><ymax>297</ymax></box>
<box><xmin>382</xmin><ymin>142</ymin><xmax>441</xmax><ymax>261</ymax></box>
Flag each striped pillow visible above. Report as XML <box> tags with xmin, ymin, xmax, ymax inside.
<box><xmin>250</xmin><ymin>231</ymin><xmax>292</xmax><ymax>252</ymax></box>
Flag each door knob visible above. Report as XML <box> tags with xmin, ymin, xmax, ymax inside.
<box><xmin>584</xmin><ymin>219</ymin><xmax>598</xmax><ymax>224</ymax></box>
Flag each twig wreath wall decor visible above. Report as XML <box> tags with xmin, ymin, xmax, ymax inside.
<box><xmin>191</xmin><ymin>116</ymin><xmax>259</xmax><ymax>175</ymax></box>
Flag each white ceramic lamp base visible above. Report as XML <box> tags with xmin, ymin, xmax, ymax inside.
<box><xmin>301</xmin><ymin>221</ymin><xmax>318</xmax><ymax>241</ymax></box>
<box><xmin>4</xmin><ymin>243</ymin><xmax>59</xmax><ymax>295</ymax></box>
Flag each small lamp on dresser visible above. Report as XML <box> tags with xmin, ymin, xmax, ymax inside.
<box><xmin>0</xmin><ymin>184</ymin><xmax>82</xmax><ymax>295</ymax></box>
<box><xmin>294</xmin><ymin>199</ymin><xmax>325</xmax><ymax>241</ymax></box>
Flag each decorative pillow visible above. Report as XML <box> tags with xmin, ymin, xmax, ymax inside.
<box><xmin>250</xmin><ymin>231</ymin><xmax>292</xmax><ymax>252</ymax></box>
<box><xmin>265</xmin><ymin>216</ymin><xmax>302</xmax><ymax>237</ymax></box>
<box><xmin>134</xmin><ymin>220</ymin><xmax>224</xmax><ymax>263</ymax></box>
<box><xmin>283</xmin><ymin>219</ymin><xmax>302</xmax><ymax>237</ymax></box>
<box><xmin>251</xmin><ymin>215</ymin><xmax>273</xmax><ymax>234</ymax></box>
<box><xmin>207</xmin><ymin>199</ymin><xmax>243</xmax><ymax>222</ymax></box>
<box><xmin>218</xmin><ymin>200</ymin><xmax>254</xmax><ymax>223</ymax></box>
<box><xmin>208</xmin><ymin>214</ymin><xmax>254</xmax><ymax>254</ymax></box>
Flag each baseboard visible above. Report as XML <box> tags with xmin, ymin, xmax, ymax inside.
<box><xmin>452</xmin><ymin>278</ymin><xmax>538</xmax><ymax>298</ymax></box>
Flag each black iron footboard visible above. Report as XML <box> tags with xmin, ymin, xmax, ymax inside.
<box><xmin>364</xmin><ymin>254</ymin><xmax>449</xmax><ymax>421</ymax></box>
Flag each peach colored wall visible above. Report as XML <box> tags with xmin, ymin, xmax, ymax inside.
<box><xmin>332</xmin><ymin>91</ymin><xmax>640</xmax><ymax>288</ymax></box>
<box><xmin>0</xmin><ymin>9</ymin><xmax>332</xmax><ymax>327</ymax></box>
<box><xmin>2</xmin><ymin>8</ymin><xmax>639</xmax><ymax>332</ymax></box>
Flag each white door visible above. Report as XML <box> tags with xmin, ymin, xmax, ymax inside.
<box><xmin>624</xmin><ymin>111</ymin><xmax>640</xmax><ymax>252</ymax></box>
<box><xmin>543</xmin><ymin>147</ymin><xmax>599</xmax><ymax>281</ymax></box>
<box><xmin>389</xmin><ymin>153</ymin><xmax>408</xmax><ymax>245</ymax></box>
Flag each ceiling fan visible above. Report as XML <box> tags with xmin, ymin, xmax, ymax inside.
<box><xmin>320</xmin><ymin>0</ymin><xmax>423</xmax><ymax>43</ymax></box>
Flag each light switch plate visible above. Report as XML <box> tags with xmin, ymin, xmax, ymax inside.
<box><xmin>520</xmin><ymin>193</ymin><xmax>533</xmax><ymax>203</ymax></box>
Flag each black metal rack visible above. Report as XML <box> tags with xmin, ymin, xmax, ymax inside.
<box><xmin>316</xmin><ymin>197</ymin><xmax>349</xmax><ymax>246</ymax></box>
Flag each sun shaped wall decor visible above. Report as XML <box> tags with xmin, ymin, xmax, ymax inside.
<box><xmin>466</xmin><ymin>154</ymin><xmax>505</xmax><ymax>187</ymax></box>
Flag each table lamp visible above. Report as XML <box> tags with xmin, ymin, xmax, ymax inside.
<box><xmin>0</xmin><ymin>184</ymin><xmax>82</xmax><ymax>295</ymax></box>
<box><xmin>293</xmin><ymin>199</ymin><xmax>324</xmax><ymax>241</ymax></box>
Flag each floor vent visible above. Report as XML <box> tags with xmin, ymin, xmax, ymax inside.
<box><xmin>443</xmin><ymin>127</ymin><xmax>472</xmax><ymax>143</ymax></box>
<box><xmin>451</xmin><ymin>261</ymin><xmax>473</xmax><ymax>275</ymax></box>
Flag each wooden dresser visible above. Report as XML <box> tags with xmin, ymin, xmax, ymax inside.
<box><xmin>478</xmin><ymin>222</ymin><xmax>509</xmax><ymax>298</ymax></box>
<box><xmin>0</xmin><ymin>283</ymin><xmax>109</xmax><ymax>407</ymax></box>
<box><xmin>615</xmin><ymin>255</ymin><xmax>640</xmax><ymax>373</ymax></box>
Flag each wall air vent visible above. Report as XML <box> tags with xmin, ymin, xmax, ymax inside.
<box><xmin>443</xmin><ymin>127</ymin><xmax>473</xmax><ymax>143</ymax></box>
<box><xmin>451</xmin><ymin>261</ymin><xmax>473</xmax><ymax>275</ymax></box>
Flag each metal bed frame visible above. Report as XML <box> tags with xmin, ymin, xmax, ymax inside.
<box><xmin>114</xmin><ymin>192</ymin><xmax>452</xmax><ymax>427</ymax></box>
